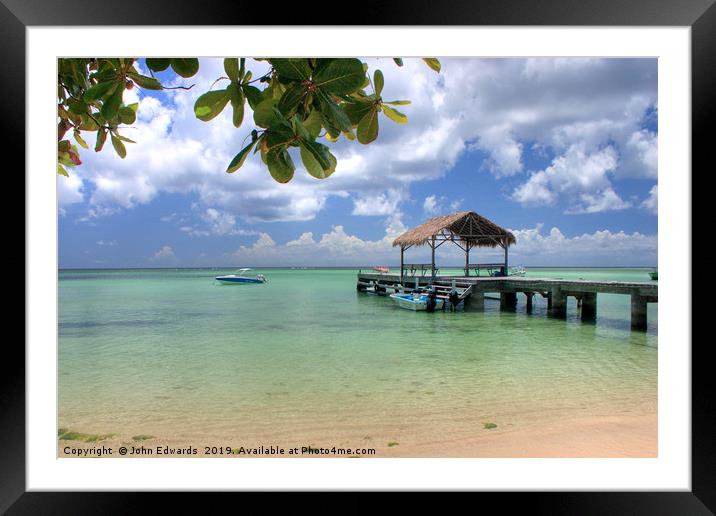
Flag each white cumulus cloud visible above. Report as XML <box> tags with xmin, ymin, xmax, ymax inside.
<box><xmin>58</xmin><ymin>57</ymin><xmax>658</xmax><ymax>226</ymax></box>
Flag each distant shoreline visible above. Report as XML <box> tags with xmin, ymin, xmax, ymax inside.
<box><xmin>59</xmin><ymin>265</ymin><xmax>659</xmax><ymax>272</ymax></box>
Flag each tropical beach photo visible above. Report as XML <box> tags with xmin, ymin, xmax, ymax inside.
<box><xmin>57</xmin><ymin>57</ymin><xmax>658</xmax><ymax>458</ymax></box>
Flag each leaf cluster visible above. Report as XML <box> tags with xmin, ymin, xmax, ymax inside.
<box><xmin>57</xmin><ymin>57</ymin><xmax>440</xmax><ymax>183</ymax></box>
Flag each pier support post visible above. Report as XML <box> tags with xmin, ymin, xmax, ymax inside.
<box><xmin>550</xmin><ymin>286</ymin><xmax>566</xmax><ymax>318</ymax></box>
<box><xmin>631</xmin><ymin>291</ymin><xmax>647</xmax><ymax>331</ymax></box>
<box><xmin>500</xmin><ymin>292</ymin><xmax>517</xmax><ymax>311</ymax></box>
<box><xmin>524</xmin><ymin>292</ymin><xmax>534</xmax><ymax>313</ymax></box>
<box><xmin>546</xmin><ymin>292</ymin><xmax>552</xmax><ymax>310</ymax></box>
<box><xmin>581</xmin><ymin>292</ymin><xmax>597</xmax><ymax>322</ymax></box>
<box><xmin>471</xmin><ymin>291</ymin><xmax>485</xmax><ymax>311</ymax></box>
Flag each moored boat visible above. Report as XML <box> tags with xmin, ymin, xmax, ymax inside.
<box><xmin>215</xmin><ymin>268</ymin><xmax>267</xmax><ymax>285</ymax></box>
<box><xmin>389</xmin><ymin>292</ymin><xmax>444</xmax><ymax>311</ymax></box>
<box><xmin>649</xmin><ymin>270</ymin><xmax>658</xmax><ymax>280</ymax></box>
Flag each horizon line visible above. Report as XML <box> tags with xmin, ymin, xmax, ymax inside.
<box><xmin>58</xmin><ymin>265</ymin><xmax>658</xmax><ymax>271</ymax></box>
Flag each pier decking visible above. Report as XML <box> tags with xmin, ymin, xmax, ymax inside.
<box><xmin>356</xmin><ymin>273</ymin><xmax>658</xmax><ymax>331</ymax></box>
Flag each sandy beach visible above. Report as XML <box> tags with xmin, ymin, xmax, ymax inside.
<box><xmin>58</xmin><ymin>411</ymin><xmax>656</xmax><ymax>458</ymax></box>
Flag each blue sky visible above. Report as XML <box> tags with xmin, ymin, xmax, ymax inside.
<box><xmin>59</xmin><ymin>58</ymin><xmax>658</xmax><ymax>268</ymax></box>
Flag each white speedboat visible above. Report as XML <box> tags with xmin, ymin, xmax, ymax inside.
<box><xmin>509</xmin><ymin>265</ymin><xmax>527</xmax><ymax>276</ymax></box>
<box><xmin>389</xmin><ymin>292</ymin><xmax>444</xmax><ymax>311</ymax></box>
<box><xmin>215</xmin><ymin>268</ymin><xmax>267</xmax><ymax>285</ymax></box>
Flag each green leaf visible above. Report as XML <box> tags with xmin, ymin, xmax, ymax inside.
<box><xmin>277</xmin><ymin>83</ymin><xmax>306</xmax><ymax>116</ymax></box>
<box><xmin>127</xmin><ymin>72</ymin><xmax>163</xmax><ymax>90</ymax></box>
<box><xmin>357</xmin><ymin>107</ymin><xmax>379</xmax><ymax>144</ymax></box>
<box><xmin>302</xmin><ymin>109</ymin><xmax>323</xmax><ymax>138</ymax></box>
<box><xmin>58</xmin><ymin>140</ymin><xmax>71</xmax><ymax>153</ymax></box>
<box><xmin>422</xmin><ymin>58</ymin><xmax>441</xmax><ymax>73</ymax></box>
<box><xmin>242</xmin><ymin>85</ymin><xmax>264</xmax><ymax>110</ymax></box>
<box><xmin>95</xmin><ymin>128</ymin><xmax>108</xmax><ymax>152</ymax></box>
<box><xmin>84</xmin><ymin>80</ymin><xmax>119</xmax><ymax>102</ymax></box>
<box><xmin>110</xmin><ymin>133</ymin><xmax>126</xmax><ymax>158</ymax></box>
<box><xmin>373</xmin><ymin>69</ymin><xmax>384</xmax><ymax>96</ymax></box>
<box><xmin>194</xmin><ymin>89</ymin><xmax>231</xmax><ymax>122</ymax></box>
<box><xmin>266</xmin><ymin>149</ymin><xmax>295</xmax><ymax>183</ymax></box>
<box><xmin>170</xmin><ymin>58</ymin><xmax>199</xmax><ymax>78</ymax></box>
<box><xmin>318</xmin><ymin>93</ymin><xmax>352</xmax><ymax>132</ymax></box>
<box><xmin>126</xmin><ymin>102</ymin><xmax>139</xmax><ymax>113</ymax></box>
<box><xmin>384</xmin><ymin>100</ymin><xmax>411</xmax><ymax>106</ymax></box>
<box><xmin>318</xmin><ymin>111</ymin><xmax>340</xmax><ymax>139</ymax></box>
<box><xmin>292</xmin><ymin>115</ymin><xmax>310</xmax><ymax>140</ymax></box>
<box><xmin>266</xmin><ymin>125</ymin><xmax>295</xmax><ymax>149</ymax></box>
<box><xmin>79</xmin><ymin>114</ymin><xmax>99</xmax><ymax>131</ymax></box>
<box><xmin>252</xmin><ymin>98</ymin><xmax>280</xmax><ymax>128</ymax></box>
<box><xmin>58</xmin><ymin>151</ymin><xmax>74</xmax><ymax>167</ymax></box>
<box><xmin>145</xmin><ymin>58</ymin><xmax>170</xmax><ymax>72</ymax></box>
<box><xmin>269</xmin><ymin>58</ymin><xmax>311</xmax><ymax>81</ymax></box>
<box><xmin>119</xmin><ymin>105</ymin><xmax>137</xmax><ymax>125</ymax></box>
<box><xmin>382</xmin><ymin>105</ymin><xmax>408</xmax><ymax>124</ymax></box>
<box><xmin>343</xmin><ymin>100</ymin><xmax>374</xmax><ymax>126</ymax></box>
<box><xmin>67</xmin><ymin>98</ymin><xmax>88</xmax><ymax>115</ymax></box>
<box><xmin>313</xmin><ymin>58</ymin><xmax>366</xmax><ymax>95</ymax></box>
<box><xmin>73</xmin><ymin>131</ymin><xmax>88</xmax><ymax>149</ymax></box>
<box><xmin>301</xmin><ymin>144</ymin><xmax>337</xmax><ymax>179</ymax></box>
<box><xmin>312</xmin><ymin>58</ymin><xmax>336</xmax><ymax>75</ymax></box>
<box><xmin>57</xmin><ymin>164</ymin><xmax>69</xmax><ymax>177</ymax></box>
<box><xmin>112</xmin><ymin>132</ymin><xmax>136</xmax><ymax>143</ymax></box>
<box><xmin>299</xmin><ymin>138</ymin><xmax>332</xmax><ymax>172</ymax></box>
<box><xmin>300</xmin><ymin>144</ymin><xmax>324</xmax><ymax>179</ymax></box>
<box><xmin>100</xmin><ymin>86</ymin><xmax>123</xmax><ymax>121</ymax></box>
<box><xmin>224</xmin><ymin>58</ymin><xmax>239</xmax><ymax>82</ymax></box>
<box><xmin>393</xmin><ymin>58</ymin><xmax>404</xmax><ymax>67</ymax></box>
<box><xmin>229</xmin><ymin>84</ymin><xmax>245</xmax><ymax>128</ymax></box>
<box><xmin>226</xmin><ymin>140</ymin><xmax>256</xmax><ymax>173</ymax></box>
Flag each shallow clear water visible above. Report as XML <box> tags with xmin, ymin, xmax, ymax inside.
<box><xmin>58</xmin><ymin>268</ymin><xmax>657</xmax><ymax>446</ymax></box>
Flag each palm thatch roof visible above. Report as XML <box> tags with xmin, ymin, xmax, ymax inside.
<box><xmin>392</xmin><ymin>211</ymin><xmax>516</xmax><ymax>248</ymax></box>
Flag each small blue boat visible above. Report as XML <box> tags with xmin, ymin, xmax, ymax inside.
<box><xmin>389</xmin><ymin>292</ymin><xmax>444</xmax><ymax>311</ymax></box>
<box><xmin>215</xmin><ymin>268</ymin><xmax>267</xmax><ymax>285</ymax></box>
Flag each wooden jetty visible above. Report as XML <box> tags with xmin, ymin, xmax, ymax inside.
<box><xmin>356</xmin><ymin>272</ymin><xmax>658</xmax><ymax>330</ymax></box>
<box><xmin>358</xmin><ymin>211</ymin><xmax>657</xmax><ymax>330</ymax></box>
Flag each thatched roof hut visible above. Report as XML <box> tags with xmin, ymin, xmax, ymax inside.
<box><xmin>392</xmin><ymin>211</ymin><xmax>516</xmax><ymax>279</ymax></box>
<box><xmin>392</xmin><ymin>211</ymin><xmax>516</xmax><ymax>249</ymax></box>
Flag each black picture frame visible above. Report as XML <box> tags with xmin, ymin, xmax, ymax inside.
<box><xmin>5</xmin><ymin>0</ymin><xmax>711</xmax><ymax>512</ymax></box>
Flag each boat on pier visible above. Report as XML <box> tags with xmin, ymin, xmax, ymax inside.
<box><xmin>389</xmin><ymin>292</ymin><xmax>445</xmax><ymax>311</ymax></box>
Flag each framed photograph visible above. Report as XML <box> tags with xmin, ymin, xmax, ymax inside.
<box><xmin>8</xmin><ymin>0</ymin><xmax>712</xmax><ymax>511</ymax></box>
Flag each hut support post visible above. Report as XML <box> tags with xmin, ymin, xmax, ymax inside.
<box><xmin>581</xmin><ymin>292</ymin><xmax>597</xmax><ymax>321</ymax></box>
<box><xmin>503</xmin><ymin>237</ymin><xmax>509</xmax><ymax>275</ymax></box>
<box><xmin>631</xmin><ymin>290</ymin><xmax>647</xmax><ymax>331</ymax></box>
<box><xmin>550</xmin><ymin>285</ymin><xmax>566</xmax><ymax>318</ymax></box>
<box><xmin>431</xmin><ymin>236</ymin><xmax>436</xmax><ymax>280</ymax></box>
<box><xmin>400</xmin><ymin>246</ymin><xmax>404</xmax><ymax>284</ymax></box>
<box><xmin>465</xmin><ymin>243</ymin><xmax>470</xmax><ymax>276</ymax></box>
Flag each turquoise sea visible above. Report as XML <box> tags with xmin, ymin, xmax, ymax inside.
<box><xmin>58</xmin><ymin>267</ymin><xmax>657</xmax><ymax>453</ymax></box>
